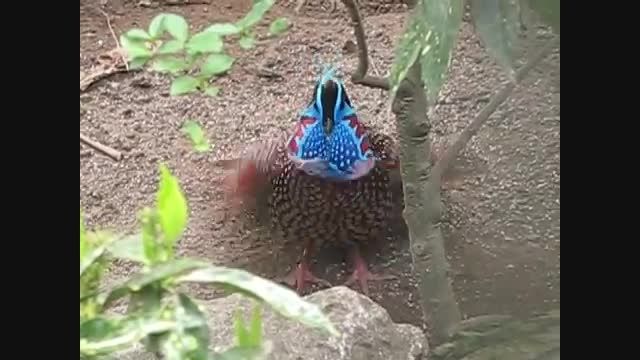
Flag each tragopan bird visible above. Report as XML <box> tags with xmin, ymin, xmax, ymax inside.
<box><xmin>222</xmin><ymin>66</ymin><xmax>398</xmax><ymax>295</ymax></box>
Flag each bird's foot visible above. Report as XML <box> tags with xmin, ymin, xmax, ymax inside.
<box><xmin>344</xmin><ymin>255</ymin><xmax>395</xmax><ymax>296</ymax></box>
<box><xmin>280</xmin><ymin>261</ymin><xmax>332</xmax><ymax>295</ymax></box>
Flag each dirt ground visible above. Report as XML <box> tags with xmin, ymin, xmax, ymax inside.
<box><xmin>80</xmin><ymin>0</ymin><xmax>560</xmax><ymax>330</ymax></box>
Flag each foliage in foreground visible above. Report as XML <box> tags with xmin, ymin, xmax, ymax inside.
<box><xmin>389</xmin><ymin>0</ymin><xmax>560</xmax><ymax>103</ymax></box>
<box><xmin>80</xmin><ymin>164</ymin><xmax>337</xmax><ymax>359</ymax></box>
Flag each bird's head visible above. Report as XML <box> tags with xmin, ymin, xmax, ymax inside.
<box><xmin>286</xmin><ymin>65</ymin><xmax>376</xmax><ymax>181</ymax></box>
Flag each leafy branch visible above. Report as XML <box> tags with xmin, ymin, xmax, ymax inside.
<box><xmin>339</xmin><ymin>0</ymin><xmax>559</xmax><ymax>349</ymax></box>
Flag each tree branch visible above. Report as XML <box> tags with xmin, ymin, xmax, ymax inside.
<box><xmin>432</xmin><ymin>36</ymin><xmax>559</xmax><ymax>182</ymax></box>
<box><xmin>340</xmin><ymin>0</ymin><xmax>391</xmax><ymax>90</ymax></box>
<box><xmin>80</xmin><ymin>133</ymin><xmax>123</xmax><ymax>161</ymax></box>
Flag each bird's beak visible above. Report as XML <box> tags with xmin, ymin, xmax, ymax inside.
<box><xmin>320</xmin><ymin>80</ymin><xmax>338</xmax><ymax>136</ymax></box>
<box><xmin>323</xmin><ymin>112</ymin><xmax>334</xmax><ymax>135</ymax></box>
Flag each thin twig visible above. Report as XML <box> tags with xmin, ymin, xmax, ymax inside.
<box><xmin>340</xmin><ymin>0</ymin><xmax>391</xmax><ymax>90</ymax></box>
<box><xmin>80</xmin><ymin>133</ymin><xmax>123</xmax><ymax>161</ymax></box>
<box><xmin>432</xmin><ymin>37</ymin><xmax>559</xmax><ymax>181</ymax></box>
<box><xmin>80</xmin><ymin>67</ymin><xmax>129</xmax><ymax>92</ymax></box>
<box><xmin>98</xmin><ymin>7</ymin><xmax>129</xmax><ymax>71</ymax></box>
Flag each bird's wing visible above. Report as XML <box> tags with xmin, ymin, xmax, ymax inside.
<box><xmin>216</xmin><ymin>128</ymin><xmax>291</xmax><ymax>205</ymax></box>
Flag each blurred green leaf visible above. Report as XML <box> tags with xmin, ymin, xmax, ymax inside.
<box><xmin>186</xmin><ymin>31</ymin><xmax>224</xmax><ymax>55</ymax></box>
<box><xmin>525</xmin><ymin>0</ymin><xmax>559</xmax><ymax>34</ymax></box>
<box><xmin>113</xmin><ymin>259</ymin><xmax>210</xmax><ymax>294</ymax></box>
<box><xmin>129</xmin><ymin>57</ymin><xmax>150</xmax><ymax>70</ymax></box>
<box><xmin>170</xmin><ymin>75</ymin><xmax>200</xmax><ymax>96</ymax></box>
<box><xmin>149</xmin><ymin>14</ymin><xmax>166</xmax><ymax>38</ymax></box>
<box><xmin>177</xmin><ymin>293</ymin><xmax>210</xmax><ymax>359</ymax></box>
<box><xmin>80</xmin><ymin>209</ymin><xmax>87</xmax><ymax>260</ymax></box>
<box><xmin>236</xmin><ymin>0</ymin><xmax>275</xmax><ymax>30</ymax></box>
<box><xmin>239</xmin><ymin>34</ymin><xmax>256</xmax><ymax>50</ymax></box>
<box><xmin>80</xmin><ymin>245</ymin><xmax>107</xmax><ymax>277</ymax></box>
<box><xmin>419</xmin><ymin>0</ymin><xmax>464</xmax><ymax>104</ymax></box>
<box><xmin>269</xmin><ymin>17</ymin><xmax>290</xmax><ymax>35</ymax></box>
<box><xmin>140</xmin><ymin>207</ymin><xmax>161</xmax><ymax>264</ymax></box>
<box><xmin>107</xmin><ymin>234</ymin><xmax>147</xmax><ymax>264</ymax></box>
<box><xmin>81</xmin><ymin>317</ymin><xmax>123</xmax><ymax>341</ymax></box>
<box><xmin>177</xmin><ymin>266</ymin><xmax>339</xmax><ymax>336</ymax></box>
<box><xmin>471</xmin><ymin>0</ymin><xmax>520</xmax><ymax>79</ymax></box>
<box><xmin>182</xmin><ymin>120</ymin><xmax>211</xmax><ymax>153</ymax></box>
<box><xmin>152</xmin><ymin>57</ymin><xmax>189</xmax><ymax>75</ymax></box>
<box><xmin>164</xmin><ymin>14</ymin><xmax>190</xmax><ymax>42</ymax></box>
<box><xmin>201</xmin><ymin>54</ymin><xmax>235</xmax><ymax>77</ymax></box>
<box><xmin>156</xmin><ymin>164</ymin><xmax>189</xmax><ymax>245</ymax></box>
<box><xmin>157</xmin><ymin>39</ymin><xmax>185</xmax><ymax>55</ymax></box>
<box><xmin>388</xmin><ymin>13</ymin><xmax>423</xmax><ymax>96</ymax></box>
<box><xmin>206</xmin><ymin>23</ymin><xmax>241</xmax><ymax>36</ymax></box>
<box><xmin>249</xmin><ymin>305</ymin><xmax>263</xmax><ymax>346</ymax></box>
<box><xmin>212</xmin><ymin>346</ymin><xmax>270</xmax><ymax>360</ymax></box>
<box><xmin>390</xmin><ymin>0</ymin><xmax>463</xmax><ymax>103</ymax></box>
<box><xmin>80</xmin><ymin>316</ymin><xmax>185</xmax><ymax>357</ymax></box>
<box><xmin>204</xmin><ymin>86</ymin><xmax>221</xmax><ymax>97</ymax></box>
<box><xmin>125</xmin><ymin>28</ymin><xmax>151</xmax><ymax>41</ymax></box>
<box><xmin>234</xmin><ymin>309</ymin><xmax>251</xmax><ymax>347</ymax></box>
<box><xmin>120</xmin><ymin>35</ymin><xmax>152</xmax><ymax>60</ymax></box>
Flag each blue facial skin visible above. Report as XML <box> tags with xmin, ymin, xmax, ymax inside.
<box><xmin>288</xmin><ymin>68</ymin><xmax>376</xmax><ymax>181</ymax></box>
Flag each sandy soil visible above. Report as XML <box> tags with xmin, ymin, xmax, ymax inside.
<box><xmin>80</xmin><ymin>0</ymin><xmax>560</xmax><ymax>330</ymax></box>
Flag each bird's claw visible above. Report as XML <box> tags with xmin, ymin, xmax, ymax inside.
<box><xmin>280</xmin><ymin>262</ymin><xmax>332</xmax><ymax>295</ymax></box>
<box><xmin>344</xmin><ymin>268</ymin><xmax>395</xmax><ymax>296</ymax></box>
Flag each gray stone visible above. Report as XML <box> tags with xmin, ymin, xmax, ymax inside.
<box><xmin>118</xmin><ymin>286</ymin><xmax>428</xmax><ymax>360</ymax></box>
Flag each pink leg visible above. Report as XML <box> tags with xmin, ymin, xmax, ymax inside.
<box><xmin>280</xmin><ymin>246</ymin><xmax>331</xmax><ymax>295</ymax></box>
<box><xmin>344</xmin><ymin>246</ymin><xmax>395</xmax><ymax>296</ymax></box>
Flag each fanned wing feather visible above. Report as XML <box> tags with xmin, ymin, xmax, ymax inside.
<box><xmin>217</xmin><ymin>129</ymin><xmax>290</xmax><ymax>207</ymax></box>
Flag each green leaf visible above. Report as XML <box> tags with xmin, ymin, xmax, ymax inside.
<box><xmin>80</xmin><ymin>317</ymin><xmax>123</xmax><ymax>341</ymax></box>
<box><xmin>152</xmin><ymin>57</ymin><xmax>189</xmax><ymax>74</ymax></box>
<box><xmin>212</xmin><ymin>346</ymin><xmax>269</xmax><ymax>360</ymax></box>
<box><xmin>157</xmin><ymin>39</ymin><xmax>185</xmax><ymax>55</ymax></box>
<box><xmin>129</xmin><ymin>57</ymin><xmax>150</xmax><ymax>70</ymax></box>
<box><xmin>170</xmin><ymin>75</ymin><xmax>200</xmax><ymax>96</ymax></box>
<box><xmin>80</xmin><ymin>209</ymin><xmax>87</xmax><ymax>260</ymax></box>
<box><xmin>204</xmin><ymin>86</ymin><xmax>220</xmax><ymax>97</ymax></box>
<box><xmin>249</xmin><ymin>305</ymin><xmax>263</xmax><ymax>346</ymax></box>
<box><xmin>107</xmin><ymin>234</ymin><xmax>147</xmax><ymax>263</ymax></box>
<box><xmin>239</xmin><ymin>34</ymin><xmax>256</xmax><ymax>50</ymax></box>
<box><xmin>471</xmin><ymin>0</ymin><xmax>520</xmax><ymax>78</ymax></box>
<box><xmin>164</xmin><ymin>14</ymin><xmax>190</xmax><ymax>42</ymax></box>
<box><xmin>156</xmin><ymin>163</ymin><xmax>189</xmax><ymax>245</ymax></box>
<box><xmin>525</xmin><ymin>0</ymin><xmax>559</xmax><ymax>34</ymax></box>
<box><xmin>120</xmin><ymin>259</ymin><xmax>210</xmax><ymax>293</ymax></box>
<box><xmin>390</xmin><ymin>0</ymin><xmax>463</xmax><ymax>103</ymax></box>
<box><xmin>80</xmin><ymin>245</ymin><xmax>107</xmax><ymax>277</ymax></box>
<box><xmin>388</xmin><ymin>13</ymin><xmax>424</xmax><ymax>97</ymax></box>
<box><xmin>234</xmin><ymin>309</ymin><xmax>251</xmax><ymax>347</ymax></box>
<box><xmin>236</xmin><ymin>0</ymin><xmax>275</xmax><ymax>30</ymax></box>
<box><xmin>80</xmin><ymin>316</ymin><xmax>183</xmax><ymax>357</ymax></box>
<box><xmin>420</xmin><ymin>0</ymin><xmax>464</xmax><ymax>104</ymax></box>
<box><xmin>177</xmin><ymin>293</ymin><xmax>210</xmax><ymax>359</ymax></box>
<box><xmin>125</xmin><ymin>28</ymin><xmax>152</xmax><ymax>41</ymax></box>
<box><xmin>149</xmin><ymin>14</ymin><xmax>167</xmax><ymax>38</ymax></box>
<box><xmin>201</xmin><ymin>54</ymin><xmax>235</xmax><ymax>77</ymax></box>
<box><xmin>269</xmin><ymin>17</ymin><xmax>290</xmax><ymax>35</ymax></box>
<box><xmin>206</xmin><ymin>23</ymin><xmax>241</xmax><ymax>36</ymax></box>
<box><xmin>140</xmin><ymin>207</ymin><xmax>161</xmax><ymax>264</ymax></box>
<box><xmin>120</xmin><ymin>34</ymin><xmax>152</xmax><ymax>60</ymax></box>
<box><xmin>186</xmin><ymin>31</ymin><xmax>224</xmax><ymax>55</ymax></box>
<box><xmin>177</xmin><ymin>265</ymin><xmax>339</xmax><ymax>336</ymax></box>
<box><xmin>182</xmin><ymin>120</ymin><xmax>211</xmax><ymax>153</ymax></box>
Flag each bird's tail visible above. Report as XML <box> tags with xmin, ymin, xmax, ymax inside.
<box><xmin>216</xmin><ymin>130</ymin><xmax>289</xmax><ymax>210</ymax></box>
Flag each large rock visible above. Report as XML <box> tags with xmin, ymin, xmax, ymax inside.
<box><xmin>118</xmin><ymin>286</ymin><xmax>428</xmax><ymax>359</ymax></box>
